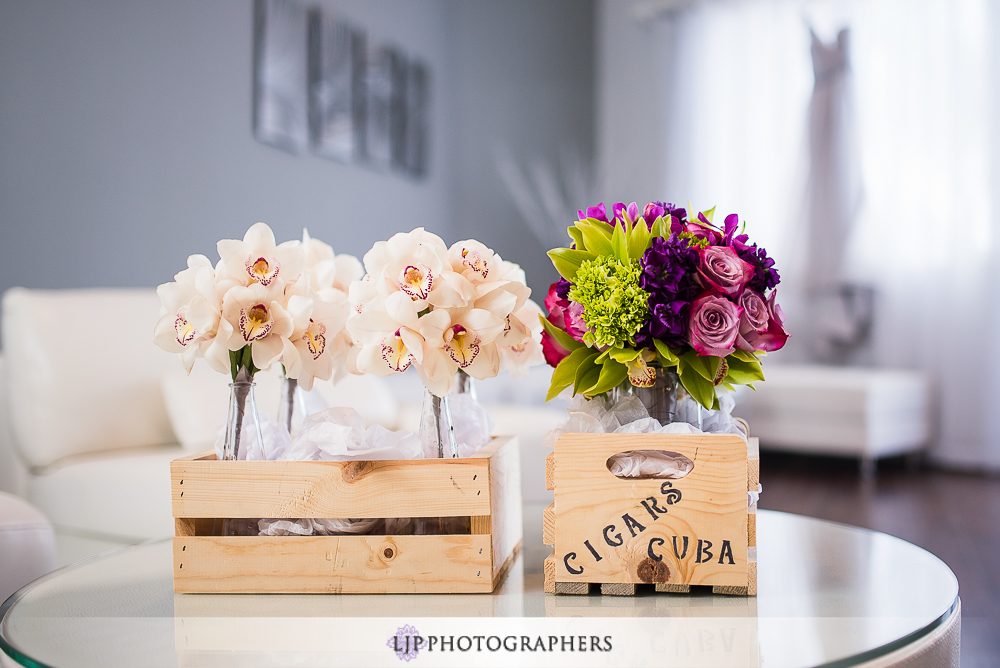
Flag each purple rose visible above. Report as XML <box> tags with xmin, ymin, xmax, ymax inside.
<box><xmin>697</xmin><ymin>246</ymin><xmax>755</xmax><ymax>296</ymax></box>
<box><xmin>689</xmin><ymin>295</ymin><xmax>743</xmax><ymax>357</ymax></box>
<box><xmin>741</xmin><ymin>290</ymin><xmax>788</xmax><ymax>352</ymax></box>
<box><xmin>735</xmin><ymin>289</ymin><xmax>769</xmax><ymax>352</ymax></box>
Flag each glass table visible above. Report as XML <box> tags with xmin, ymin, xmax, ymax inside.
<box><xmin>0</xmin><ymin>509</ymin><xmax>959</xmax><ymax>667</ymax></box>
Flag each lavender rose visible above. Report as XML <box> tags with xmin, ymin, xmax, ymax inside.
<box><xmin>689</xmin><ymin>295</ymin><xmax>743</xmax><ymax>357</ymax></box>
<box><xmin>736</xmin><ymin>289</ymin><xmax>769</xmax><ymax>352</ymax></box>
<box><xmin>741</xmin><ymin>290</ymin><xmax>788</xmax><ymax>352</ymax></box>
<box><xmin>697</xmin><ymin>246</ymin><xmax>755</xmax><ymax>296</ymax></box>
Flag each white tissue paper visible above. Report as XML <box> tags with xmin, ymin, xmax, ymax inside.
<box><xmin>543</xmin><ymin>390</ymin><xmax>759</xmax><ymax>506</ymax></box>
<box><xmin>607</xmin><ymin>450</ymin><xmax>695</xmax><ymax>479</ymax></box>
<box><xmin>282</xmin><ymin>407</ymin><xmax>422</xmax><ymax>462</ymax></box>
<box><xmin>213</xmin><ymin>412</ymin><xmax>292</xmax><ymax>461</ymax></box>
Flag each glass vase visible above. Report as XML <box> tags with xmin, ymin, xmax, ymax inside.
<box><xmin>419</xmin><ymin>388</ymin><xmax>458</xmax><ymax>459</ymax></box>
<box><xmin>216</xmin><ymin>367</ymin><xmax>264</xmax><ymax>536</ymax></box>
<box><xmin>613</xmin><ymin>366</ymin><xmax>703</xmax><ymax>430</ymax></box>
<box><xmin>416</xmin><ymin>386</ymin><xmax>459</xmax><ymax>535</ymax></box>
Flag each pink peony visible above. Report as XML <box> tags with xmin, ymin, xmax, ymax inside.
<box><xmin>689</xmin><ymin>294</ymin><xmax>743</xmax><ymax>357</ymax></box>
<box><xmin>697</xmin><ymin>246</ymin><xmax>755</xmax><ymax>296</ymax></box>
<box><xmin>741</xmin><ymin>290</ymin><xmax>788</xmax><ymax>352</ymax></box>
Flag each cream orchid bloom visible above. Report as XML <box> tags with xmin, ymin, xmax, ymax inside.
<box><xmin>420</xmin><ymin>307</ymin><xmax>506</xmax><ymax>385</ymax></box>
<box><xmin>448</xmin><ymin>239</ymin><xmax>504</xmax><ymax>284</ymax></box>
<box><xmin>281</xmin><ymin>295</ymin><xmax>350</xmax><ymax>390</ymax></box>
<box><xmin>153</xmin><ymin>254</ymin><xmax>230</xmax><ymax>374</ymax></box>
<box><xmin>361</xmin><ymin>227</ymin><xmax>477</xmax><ymax>310</ymax></box>
<box><xmin>220</xmin><ymin>281</ymin><xmax>294</xmax><ymax>370</ymax></box>
<box><xmin>349</xmin><ymin>293</ymin><xmax>450</xmax><ymax>378</ymax></box>
<box><xmin>300</xmin><ymin>228</ymin><xmax>364</xmax><ymax>303</ymax></box>
<box><xmin>217</xmin><ymin>222</ymin><xmax>304</xmax><ymax>289</ymax></box>
<box><xmin>498</xmin><ymin>300</ymin><xmax>545</xmax><ymax>378</ymax></box>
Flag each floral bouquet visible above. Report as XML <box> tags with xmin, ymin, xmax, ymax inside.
<box><xmin>345</xmin><ymin>227</ymin><xmax>544</xmax><ymax>457</ymax></box>
<box><xmin>541</xmin><ymin>201</ymin><xmax>787</xmax><ymax>412</ymax></box>
<box><xmin>154</xmin><ymin>222</ymin><xmax>359</xmax><ymax>460</ymax></box>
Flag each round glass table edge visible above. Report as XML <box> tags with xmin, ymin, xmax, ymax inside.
<box><xmin>0</xmin><ymin>540</ymin><xmax>152</xmax><ymax>668</ymax></box>
<box><xmin>0</xmin><ymin>511</ymin><xmax>962</xmax><ymax>668</ymax></box>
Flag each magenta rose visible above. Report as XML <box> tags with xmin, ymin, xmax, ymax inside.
<box><xmin>697</xmin><ymin>246</ymin><xmax>755</xmax><ymax>296</ymax></box>
<box><xmin>541</xmin><ymin>329</ymin><xmax>570</xmax><ymax>367</ymax></box>
<box><xmin>741</xmin><ymin>290</ymin><xmax>788</xmax><ymax>352</ymax></box>
<box><xmin>689</xmin><ymin>294</ymin><xmax>743</xmax><ymax>357</ymax></box>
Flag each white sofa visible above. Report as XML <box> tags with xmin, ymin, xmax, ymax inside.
<box><xmin>0</xmin><ymin>288</ymin><xmax>562</xmax><ymax>549</ymax></box>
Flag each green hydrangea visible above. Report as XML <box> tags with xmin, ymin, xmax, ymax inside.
<box><xmin>569</xmin><ymin>256</ymin><xmax>649</xmax><ymax>349</ymax></box>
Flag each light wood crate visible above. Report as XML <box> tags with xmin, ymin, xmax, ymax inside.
<box><xmin>170</xmin><ymin>436</ymin><xmax>522</xmax><ymax>594</ymax></box>
<box><xmin>543</xmin><ymin>433</ymin><xmax>758</xmax><ymax>596</ymax></box>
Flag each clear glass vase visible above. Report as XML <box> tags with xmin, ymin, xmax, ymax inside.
<box><xmin>416</xmin><ymin>386</ymin><xmax>460</xmax><ymax>535</ymax></box>
<box><xmin>613</xmin><ymin>366</ymin><xmax>703</xmax><ymax>430</ymax></box>
<box><xmin>216</xmin><ymin>367</ymin><xmax>264</xmax><ymax>536</ymax></box>
<box><xmin>419</xmin><ymin>388</ymin><xmax>458</xmax><ymax>459</ymax></box>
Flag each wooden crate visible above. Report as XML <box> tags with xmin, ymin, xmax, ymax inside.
<box><xmin>543</xmin><ymin>433</ymin><xmax>758</xmax><ymax>596</ymax></box>
<box><xmin>171</xmin><ymin>436</ymin><xmax>522</xmax><ymax>594</ymax></box>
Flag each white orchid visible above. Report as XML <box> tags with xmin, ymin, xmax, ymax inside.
<box><xmin>217</xmin><ymin>222</ymin><xmax>304</xmax><ymax>289</ymax></box>
<box><xmin>499</xmin><ymin>300</ymin><xmax>545</xmax><ymax>378</ymax></box>
<box><xmin>153</xmin><ymin>254</ymin><xmax>231</xmax><ymax>374</ymax></box>
<box><xmin>300</xmin><ymin>228</ymin><xmax>364</xmax><ymax>302</ymax></box>
<box><xmin>281</xmin><ymin>295</ymin><xmax>350</xmax><ymax>390</ymax></box>
<box><xmin>220</xmin><ymin>281</ymin><xmax>294</xmax><ymax>371</ymax></box>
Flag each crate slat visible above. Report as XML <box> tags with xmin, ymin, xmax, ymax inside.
<box><xmin>171</xmin><ymin>438</ymin><xmax>512</xmax><ymax>519</ymax></box>
<box><xmin>542</xmin><ymin>502</ymin><xmax>555</xmax><ymax>546</ymax></box>
<box><xmin>173</xmin><ymin>534</ymin><xmax>494</xmax><ymax>594</ymax></box>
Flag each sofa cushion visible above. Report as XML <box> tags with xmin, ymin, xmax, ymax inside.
<box><xmin>28</xmin><ymin>445</ymin><xmax>182</xmax><ymax>541</ymax></box>
<box><xmin>3</xmin><ymin>288</ymin><xmax>177</xmax><ymax>468</ymax></box>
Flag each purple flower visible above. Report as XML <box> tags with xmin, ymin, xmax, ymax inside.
<box><xmin>740</xmin><ymin>290</ymin><xmax>788</xmax><ymax>352</ymax></box>
<box><xmin>577</xmin><ymin>203</ymin><xmax>610</xmax><ymax>223</ymax></box>
<box><xmin>735</xmin><ymin>289</ymin><xmax>768</xmax><ymax>352</ymax></box>
<box><xmin>697</xmin><ymin>246</ymin><xmax>755</xmax><ymax>296</ymax></box>
<box><xmin>735</xmin><ymin>243</ymin><xmax>780</xmax><ymax>293</ymax></box>
<box><xmin>612</xmin><ymin>202</ymin><xmax>640</xmax><ymax>225</ymax></box>
<box><xmin>689</xmin><ymin>295</ymin><xmax>743</xmax><ymax>357</ymax></box>
<box><xmin>635</xmin><ymin>235</ymin><xmax>700</xmax><ymax>350</ymax></box>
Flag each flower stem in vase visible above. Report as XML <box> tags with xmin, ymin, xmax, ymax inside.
<box><xmin>216</xmin><ymin>365</ymin><xmax>265</xmax><ymax>536</ymax></box>
<box><xmin>419</xmin><ymin>388</ymin><xmax>458</xmax><ymax>459</ymax></box>
<box><xmin>417</xmin><ymin>387</ymin><xmax>459</xmax><ymax>535</ymax></box>
<box><xmin>276</xmin><ymin>373</ymin><xmax>298</xmax><ymax>435</ymax></box>
<box><xmin>454</xmin><ymin>368</ymin><xmax>477</xmax><ymax>400</ymax></box>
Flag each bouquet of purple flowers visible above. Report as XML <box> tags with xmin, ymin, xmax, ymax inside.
<box><xmin>541</xmin><ymin>201</ymin><xmax>788</xmax><ymax>409</ymax></box>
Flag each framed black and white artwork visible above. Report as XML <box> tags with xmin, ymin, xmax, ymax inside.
<box><xmin>253</xmin><ymin>0</ymin><xmax>309</xmax><ymax>154</ymax></box>
<box><xmin>308</xmin><ymin>11</ymin><xmax>366</xmax><ymax>163</ymax></box>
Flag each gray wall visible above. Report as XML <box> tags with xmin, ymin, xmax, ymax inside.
<box><xmin>596</xmin><ymin>0</ymin><xmax>670</xmax><ymax>204</ymax></box>
<box><xmin>0</xmin><ymin>0</ymin><xmax>594</xmax><ymax>303</ymax></box>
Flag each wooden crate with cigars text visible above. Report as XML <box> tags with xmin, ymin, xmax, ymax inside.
<box><xmin>544</xmin><ymin>432</ymin><xmax>757</xmax><ymax>596</ymax></box>
<box><xmin>171</xmin><ymin>436</ymin><xmax>521</xmax><ymax>594</ymax></box>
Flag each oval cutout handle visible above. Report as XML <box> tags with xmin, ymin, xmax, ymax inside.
<box><xmin>606</xmin><ymin>450</ymin><xmax>695</xmax><ymax>480</ymax></box>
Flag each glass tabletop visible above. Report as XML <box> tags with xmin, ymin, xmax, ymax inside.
<box><xmin>1</xmin><ymin>509</ymin><xmax>959</xmax><ymax>668</ymax></box>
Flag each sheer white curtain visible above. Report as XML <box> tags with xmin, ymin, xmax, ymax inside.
<box><xmin>658</xmin><ymin>0</ymin><xmax>1000</xmax><ymax>468</ymax></box>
